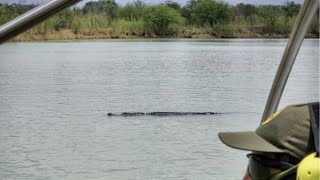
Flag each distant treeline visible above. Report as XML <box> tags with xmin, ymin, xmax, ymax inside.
<box><xmin>0</xmin><ymin>0</ymin><xmax>319</xmax><ymax>40</ymax></box>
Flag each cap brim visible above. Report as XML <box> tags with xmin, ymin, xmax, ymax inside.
<box><xmin>218</xmin><ymin>131</ymin><xmax>285</xmax><ymax>153</ymax></box>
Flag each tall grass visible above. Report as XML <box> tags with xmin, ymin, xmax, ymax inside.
<box><xmin>110</xmin><ymin>19</ymin><xmax>145</xmax><ymax>37</ymax></box>
<box><xmin>12</xmin><ymin>7</ymin><xmax>319</xmax><ymax>41</ymax></box>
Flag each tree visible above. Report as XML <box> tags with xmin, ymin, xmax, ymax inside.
<box><xmin>0</xmin><ymin>4</ymin><xmax>7</xmax><ymax>25</ymax></box>
<box><xmin>119</xmin><ymin>4</ymin><xmax>137</xmax><ymax>21</ymax></box>
<box><xmin>83</xmin><ymin>1</ymin><xmax>100</xmax><ymax>14</ymax></box>
<box><xmin>181</xmin><ymin>0</ymin><xmax>198</xmax><ymax>24</ymax></box>
<box><xmin>193</xmin><ymin>0</ymin><xmax>233</xmax><ymax>27</ymax></box>
<box><xmin>164</xmin><ymin>0</ymin><xmax>181</xmax><ymax>11</ymax></box>
<box><xmin>282</xmin><ymin>1</ymin><xmax>301</xmax><ymax>18</ymax></box>
<box><xmin>258</xmin><ymin>5</ymin><xmax>284</xmax><ymax>32</ymax></box>
<box><xmin>54</xmin><ymin>9</ymin><xmax>75</xmax><ymax>31</ymax></box>
<box><xmin>235</xmin><ymin>3</ymin><xmax>256</xmax><ymax>18</ymax></box>
<box><xmin>143</xmin><ymin>5</ymin><xmax>183</xmax><ymax>36</ymax></box>
<box><xmin>83</xmin><ymin>0</ymin><xmax>118</xmax><ymax>20</ymax></box>
<box><xmin>118</xmin><ymin>0</ymin><xmax>145</xmax><ymax>21</ymax></box>
<box><xmin>0</xmin><ymin>3</ymin><xmax>37</xmax><ymax>25</ymax></box>
<box><xmin>102</xmin><ymin>0</ymin><xmax>118</xmax><ymax>20</ymax></box>
<box><xmin>134</xmin><ymin>0</ymin><xmax>146</xmax><ymax>9</ymax></box>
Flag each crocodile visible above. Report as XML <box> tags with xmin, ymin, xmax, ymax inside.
<box><xmin>107</xmin><ymin>112</ymin><xmax>222</xmax><ymax>117</ymax></box>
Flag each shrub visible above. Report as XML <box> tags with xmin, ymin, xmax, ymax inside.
<box><xmin>143</xmin><ymin>5</ymin><xmax>183</xmax><ymax>37</ymax></box>
<box><xmin>258</xmin><ymin>5</ymin><xmax>284</xmax><ymax>33</ymax></box>
<box><xmin>193</xmin><ymin>0</ymin><xmax>233</xmax><ymax>28</ymax></box>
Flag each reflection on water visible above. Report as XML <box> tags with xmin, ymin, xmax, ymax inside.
<box><xmin>0</xmin><ymin>39</ymin><xmax>318</xmax><ymax>179</ymax></box>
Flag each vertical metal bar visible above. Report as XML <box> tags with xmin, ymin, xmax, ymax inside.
<box><xmin>261</xmin><ymin>0</ymin><xmax>319</xmax><ymax>123</ymax></box>
<box><xmin>0</xmin><ymin>0</ymin><xmax>82</xmax><ymax>44</ymax></box>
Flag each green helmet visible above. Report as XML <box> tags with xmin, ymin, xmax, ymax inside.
<box><xmin>297</xmin><ymin>153</ymin><xmax>320</xmax><ymax>180</ymax></box>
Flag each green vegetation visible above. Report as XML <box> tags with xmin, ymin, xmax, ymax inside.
<box><xmin>193</xmin><ymin>0</ymin><xmax>233</xmax><ymax>27</ymax></box>
<box><xmin>143</xmin><ymin>5</ymin><xmax>183</xmax><ymax>36</ymax></box>
<box><xmin>0</xmin><ymin>0</ymin><xmax>318</xmax><ymax>41</ymax></box>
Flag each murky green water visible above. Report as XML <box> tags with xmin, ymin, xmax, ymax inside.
<box><xmin>0</xmin><ymin>39</ymin><xmax>318</xmax><ymax>180</ymax></box>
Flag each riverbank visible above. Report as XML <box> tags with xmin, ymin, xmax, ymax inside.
<box><xmin>3</xmin><ymin>1</ymin><xmax>319</xmax><ymax>42</ymax></box>
<box><xmin>12</xmin><ymin>28</ymin><xmax>319</xmax><ymax>42</ymax></box>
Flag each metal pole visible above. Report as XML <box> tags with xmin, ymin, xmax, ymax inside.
<box><xmin>261</xmin><ymin>0</ymin><xmax>319</xmax><ymax>123</ymax></box>
<box><xmin>0</xmin><ymin>0</ymin><xmax>82</xmax><ymax>44</ymax></box>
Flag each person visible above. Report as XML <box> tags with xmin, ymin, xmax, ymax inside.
<box><xmin>218</xmin><ymin>102</ymin><xmax>319</xmax><ymax>180</ymax></box>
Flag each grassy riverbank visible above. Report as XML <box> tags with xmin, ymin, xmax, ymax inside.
<box><xmin>13</xmin><ymin>23</ymin><xmax>318</xmax><ymax>41</ymax></box>
<box><xmin>14</xmin><ymin>27</ymin><xmax>318</xmax><ymax>42</ymax></box>
<box><xmin>1</xmin><ymin>0</ymin><xmax>319</xmax><ymax>41</ymax></box>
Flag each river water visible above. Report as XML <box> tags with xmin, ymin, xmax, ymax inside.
<box><xmin>0</xmin><ymin>39</ymin><xmax>318</xmax><ymax>180</ymax></box>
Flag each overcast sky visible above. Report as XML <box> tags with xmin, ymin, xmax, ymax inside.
<box><xmin>0</xmin><ymin>0</ymin><xmax>304</xmax><ymax>6</ymax></box>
